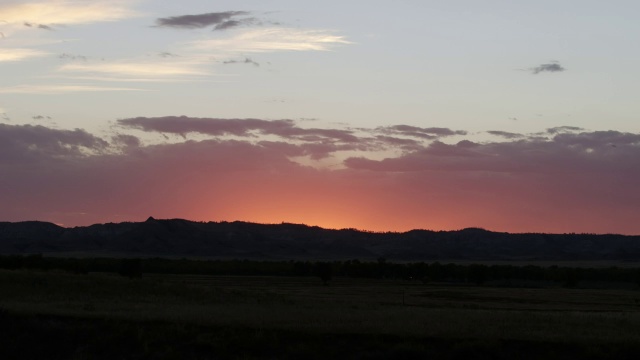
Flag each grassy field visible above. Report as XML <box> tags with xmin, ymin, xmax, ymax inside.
<box><xmin>2</xmin><ymin>269</ymin><xmax>640</xmax><ymax>359</ymax></box>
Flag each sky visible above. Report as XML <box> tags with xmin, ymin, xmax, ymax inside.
<box><xmin>1</xmin><ymin>0</ymin><xmax>640</xmax><ymax>234</ymax></box>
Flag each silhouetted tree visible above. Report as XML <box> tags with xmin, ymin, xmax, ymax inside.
<box><xmin>292</xmin><ymin>261</ymin><xmax>312</xmax><ymax>276</ymax></box>
<box><xmin>315</xmin><ymin>262</ymin><xmax>333</xmax><ymax>286</ymax></box>
<box><xmin>118</xmin><ymin>258</ymin><xmax>142</xmax><ymax>279</ymax></box>
<box><xmin>376</xmin><ymin>257</ymin><xmax>387</xmax><ymax>278</ymax></box>
<box><xmin>562</xmin><ymin>268</ymin><xmax>582</xmax><ymax>288</ymax></box>
<box><xmin>467</xmin><ymin>264</ymin><xmax>488</xmax><ymax>285</ymax></box>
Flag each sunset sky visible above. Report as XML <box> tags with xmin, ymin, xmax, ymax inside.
<box><xmin>2</xmin><ymin>0</ymin><xmax>640</xmax><ymax>234</ymax></box>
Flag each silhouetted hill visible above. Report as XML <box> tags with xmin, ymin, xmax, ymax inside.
<box><xmin>1</xmin><ymin>219</ymin><xmax>640</xmax><ymax>261</ymax></box>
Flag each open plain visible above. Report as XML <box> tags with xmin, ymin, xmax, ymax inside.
<box><xmin>2</xmin><ymin>267</ymin><xmax>640</xmax><ymax>359</ymax></box>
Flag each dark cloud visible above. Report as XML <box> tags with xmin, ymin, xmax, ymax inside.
<box><xmin>303</xmin><ymin>143</ymin><xmax>342</xmax><ymax>160</ymax></box>
<box><xmin>116</xmin><ymin>116</ymin><xmax>371</xmax><ymax>161</ymax></box>
<box><xmin>424</xmin><ymin>141</ymin><xmax>484</xmax><ymax>157</ymax></box>
<box><xmin>256</xmin><ymin>140</ymin><xmax>306</xmax><ymax>157</ymax></box>
<box><xmin>257</xmin><ymin>139</ymin><xmax>365</xmax><ymax>162</ymax></box>
<box><xmin>553</xmin><ymin>130</ymin><xmax>640</xmax><ymax>149</ymax></box>
<box><xmin>117</xmin><ymin>117</ymin><xmax>481</xmax><ymax>160</ymax></box>
<box><xmin>377</xmin><ymin>125</ymin><xmax>467</xmax><ymax>139</ymax></box>
<box><xmin>487</xmin><ymin>130</ymin><xmax>523</xmax><ymax>139</ymax></box>
<box><xmin>0</xmin><ymin>123</ymin><xmax>108</xmax><ymax>163</ymax></box>
<box><xmin>118</xmin><ymin>116</ymin><xmax>359</xmax><ymax>143</ymax></box>
<box><xmin>24</xmin><ymin>22</ymin><xmax>53</xmax><ymax>30</ymax></box>
<box><xmin>214</xmin><ymin>20</ymin><xmax>242</xmax><ymax>31</ymax></box>
<box><xmin>223</xmin><ymin>57</ymin><xmax>260</xmax><ymax>67</ymax></box>
<box><xmin>158</xmin><ymin>52</ymin><xmax>179</xmax><ymax>58</ymax></box>
<box><xmin>155</xmin><ymin>11</ymin><xmax>251</xmax><ymax>30</ymax></box>
<box><xmin>0</xmin><ymin>131</ymin><xmax>308</xmax><ymax>227</ymax></box>
<box><xmin>375</xmin><ymin>135</ymin><xmax>422</xmax><ymax>148</ymax></box>
<box><xmin>530</xmin><ymin>62</ymin><xmax>566</xmax><ymax>74</ymax></box>
<box><xmin>547</xmin><ymin>126</ymin><xmax>582</xmax><ymax>134</ymax></box>
<box><xmin>119</xmin><ymin>116</ymin><xmax>288</xmax><ymax>137</ymax></box>
<box><xmin>59</xmin><ymin>53</ymin><xmax>87</xmax><ymax>61</ymax></box>
<box><xmin>2</xmin><ymin>122</ymin><xmax>640</xmax><ymax>234</ymax></box>
<box><xmin>456</xmin><ymin>140</ymin><xmax>479</xmax><ymax>148</ymax></box>
<box><xmin>111</xmin><ymin>134</ymin><xmax>141</xmax><ymax>148</ymax></box>
<box><xmin>333</xmin><ymin>127</ymin><xmax>640</xmax><ymax>232</ymax></box>
<box><xmin>344</xmin><ymin>130</ymin><xmax>640</xmax><ymax>175</ymax></box>
<box><xmin>274</xmin><ymin>127</ymin><xmax>360</xmax><ymax>143</ymax></box>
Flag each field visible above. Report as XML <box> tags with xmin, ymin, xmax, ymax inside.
<box><xmin>2</xmin><ymin>268</ymin><xmax>640</xmax><ymax>359</ymax></box>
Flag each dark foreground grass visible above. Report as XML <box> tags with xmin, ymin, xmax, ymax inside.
<box><xmin>2</xmin><ymin>269</ymin><xmax>640</xmax><ymax>359</ymax></box>
<box><xmin>3</xmin><ymin>311</ymin><xmax>640</xmax><ymax>360</ymax></box>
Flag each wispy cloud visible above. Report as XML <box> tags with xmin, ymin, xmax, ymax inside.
<box><xmin>377</xmin><ymin>125</ymin><xmax>467</xmax><ymax>139</ymax></box>
<box><xmin>59</xmin><ymin>53</ymin><xmax>88</xmax><ymax>61</ymax></box>
<box><xmin>0</xmin><ymin>48</ymin><xmax>48</xmax><ymax>62</ymax></box>
<box><xmin>111</xmin><ymin>134</ymin><xmax>141</xmax><ymax>148</ymax></box>
<box><xmin>117</xmin><ymin>116</ymin><xmax>368</xmax><ymax>159</ymax></box>
<box><xmin>529</xmin><ymin>61</ymin><xmax>566</xmax><ymax>74</ymax></box>
<box><xmin>0</xmin><ymin>0</ymin><xmax>139</xmax><ymax>27</ymax></box>
<box><xmin>0</xmin><ymin>84</ymin><xmax>145</xmax><ymax>94</ymax></box>
<box><xmin>487</xmin><ymin>130</ymin><xmax>523</xmax><ymax>139</ymax></box>
<box><xmin>23</xmin><ymin>22</ymin><xmax>53</xmax><ymax>30</ymax></box>
<box><xmin>0</xmin><ymin>0</ymin><xmax>140</xmax><ymax>72</ymax></box>
<box><xmin>155</xmin><ymin>11</ymin><xmax>252</xmax><ymax>30</ymax></box>
<box><xmin>190</xmin><ymin>28</ymin><xmax>351</xmax><ymax>53</ymax></box>
<box><xmin>223</xmin><ymin>57</ymin><xmax>260</xmax><ymax>66</ymax></box>
<box><xmin>158</xmin><ymin>52</ymin><xmax>179</xmax><ymax>58</ymax></box>
<box><xmin>59</xmin><ymin>60</ymin><xmax>209</xmax><ymax>80</ymax></box>
<box><xmin>547</xmin><ymin>126</ymin><xmax>582</xmax><ymax>134</ymax></box>
<box><xmin>213</xmin><ymin>20</ymin><xmax>246</xmax><ymax>31</ymax></box>
<box><xmin>118</xmin><ymin>116</ymin><xmax>359</xmax><ymax>141</ymax></box>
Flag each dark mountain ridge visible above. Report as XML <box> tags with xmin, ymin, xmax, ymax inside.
<box><xmin>1</xmin><ymin>218</ymin><xmax>640</xmax><ymax>261</ymax></box>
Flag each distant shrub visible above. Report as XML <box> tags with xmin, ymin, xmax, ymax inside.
<box><xmin>315</xmin><ymin>262</ymin><xmax>333</xmax><ymax>285</ymax></box>
<box><xmin>118</xmin><ymin>258</ymin><xmax>142</xmax><ymax>279</ymax></box>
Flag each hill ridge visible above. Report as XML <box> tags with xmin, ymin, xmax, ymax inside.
<box><xmin>1</xmin><ymin>218</ymin><xmax>639</xmax><ymax>261</ymax></box>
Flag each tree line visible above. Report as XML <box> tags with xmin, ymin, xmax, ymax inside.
<box><xmin>2</xmin><ymin>254</ymin><xmax>640</xmax><ymax>288</ymax></box>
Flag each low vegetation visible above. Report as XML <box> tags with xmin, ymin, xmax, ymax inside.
<box><xmin>1</xmin><ymin>256</ymin><xmax>640</xmax><ymax>358</ymax></box>
<box><xmin>3</xmin><ymin>254</ymin><xmax>640</xmax><ymax>287</ymax></box>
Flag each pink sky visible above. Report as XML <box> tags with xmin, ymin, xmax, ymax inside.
<box><xmin>2</xmin><ymin>119</ymin><xmax>639</xmax><ymax>235</ymax></box>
